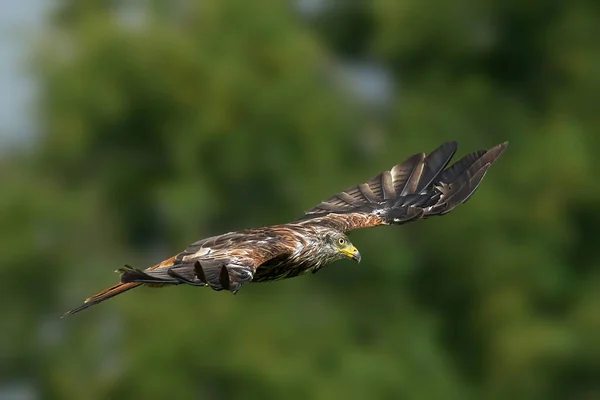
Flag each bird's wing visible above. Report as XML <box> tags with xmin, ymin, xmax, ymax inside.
<box><xmin>63</xmin><ymin>230</ymin><xmax>292</xmax><ymax>315</ymax></box>
<box><xmin>118</xmin><ymin>231</ymin><xmax>290</xmax><ymax>293</ymax></box>
<box><xmin>297</xmin><ymin>141</ymin><xmax>508</xmax><ymax>232</ymax></box>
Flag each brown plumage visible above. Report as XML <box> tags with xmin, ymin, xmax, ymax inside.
<box><xmin>64</xmin><ymin>141</ymin><xmax>508</xmax><ymax>316</ymax></box>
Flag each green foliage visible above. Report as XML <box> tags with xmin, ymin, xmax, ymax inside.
<box><xmin>2</xmin><ymin>0</ymin><xmax>599</xmax><ymax>398</ymax></box>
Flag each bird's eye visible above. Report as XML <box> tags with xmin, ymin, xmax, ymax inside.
<box><xmin>338</xmin><ymin>238</ymin><xmax>345</xmax><ymax>245</ymax></box>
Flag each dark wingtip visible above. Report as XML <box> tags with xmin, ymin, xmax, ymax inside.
<box><xmin>119</xmin><ymin>266</ymin><xmax>159</xmax><ymax>284</ymax></box>
<box><xmin>440</xmin><ymin>141</ymin><xmax>458</xmax><ymax>152</ymax></box>
<box><xmin>493</xmin><ymin>140</ymin><xmax>509</xmax><ymax>151</ymax></box>
<box><xmin>484</xmin><ymin>141</ymin><xmax>509</xmax><ymax>162</ymax></box>
<box><xmin>428</xmin><ymin>141</ymin><xmax>458</xmax><ymax>161</ymax></box>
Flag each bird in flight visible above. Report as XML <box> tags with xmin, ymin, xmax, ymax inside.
<box><xmin>64</xmin><ymin>141</ymin><xmax>507</xmax><ymax>316</ymax></box>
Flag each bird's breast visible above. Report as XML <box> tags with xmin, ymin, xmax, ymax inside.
<box><xmin>253</xmin><ymin>256</ymin><xmax>320</xmax><ymax>283</ymax></box>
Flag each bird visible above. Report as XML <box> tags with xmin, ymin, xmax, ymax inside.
<box><xmin>64</xmin><ymin>141</ymin><xmax>507</xmax><ymax>316</ymax></box>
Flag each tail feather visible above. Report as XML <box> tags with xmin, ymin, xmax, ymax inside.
<box><xmin>62</xmin><ymin>256</ymin><xmax>179</xmax><ymax>317</ymax></box>
<box><xmin>62</xmin><ymin>282</ymin><xmax>141</xmax><ymax>317</ymax></box>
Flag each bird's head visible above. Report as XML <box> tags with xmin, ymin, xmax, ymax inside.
<box><xmin>323</xmin><ymin>232</ymin><xmax>361</xmax><ymax>263</ymax></box>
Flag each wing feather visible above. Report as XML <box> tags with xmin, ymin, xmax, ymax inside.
<box><xmin>300</xmin><ymin>141</ymin><xmax>507</xmax><ymax>232</ymax></box>
<box><xmin>415</xmin><ymin>141</ymin><xmax>458</xmax><ymax>193</ymax></box>
<box><xmin>120</xmin><ymin>230</ymin><xmax>291</xmax><ymax>294</ymax></box>
<box><xmin>391</xmin><ymin>153</ymin><xmax>424</xmax><ymax>194</ymax></box>
<box><xmin>380</xmin><ymin>170</ymin><xmax>396</xmax><ymax>200</ymax></box>
<box><xmin>357</xmin><ymin>183</ymin><xmax>379</xmax><ymax>203</ymax></box>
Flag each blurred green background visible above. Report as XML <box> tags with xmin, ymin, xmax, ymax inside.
<box><xmin>1</xmin><ymin>1</ymin><xmax>599</xmax><ymax>399</ymax></box>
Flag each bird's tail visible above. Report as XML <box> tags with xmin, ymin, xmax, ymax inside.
<box><xmin>62</xmin><ymin>256</ymin><xmax>178</xmax><ymax>317</ymax></box>
<box><xmin>62</xmin><ymin>282</ymin><xmax>141</xmax><ymax>317</ymax></box>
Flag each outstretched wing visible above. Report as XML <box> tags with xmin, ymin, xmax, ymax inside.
<box><xmin>299</xmin><ymin>141</ymin><xmax>508</xmax><ymax>232</ymax></box>
<box><xmin>118</xmin><ymin>230</ymin><xmax>291</xmax><ymax>294</ymax></box>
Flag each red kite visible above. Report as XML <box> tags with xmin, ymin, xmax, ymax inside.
<box><xmin>64</xmin><ymin>141</ymin><xmax>507</xmax><ymax>316</ymax></box>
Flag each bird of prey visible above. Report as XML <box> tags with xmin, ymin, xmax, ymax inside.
<box><xmin>64</xmin><ymin>141</ymin><xmax>507</xmax><ymax>316</ymax></box>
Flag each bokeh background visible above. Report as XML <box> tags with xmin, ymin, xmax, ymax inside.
<box><xmin>1</xmin><ymin>1</ymin><xmax>599</xmax><ymax>399</ymax></box>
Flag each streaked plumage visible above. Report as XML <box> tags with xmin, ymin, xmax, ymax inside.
<box><xmin>64</xmin><ymin>141</ymin><xmax>507</xmax><ymax>316</ymax></box>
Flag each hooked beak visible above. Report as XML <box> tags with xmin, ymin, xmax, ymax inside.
<box><xmin>342</xmin><ymin>246</ymin><xmax>361</xmax><ymax>263</ymax></box>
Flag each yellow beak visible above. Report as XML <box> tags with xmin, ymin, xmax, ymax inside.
<box><xmin>341</xmin><ymin>246</ymin><xmax>361</xmax><ymax>263</ymax></box>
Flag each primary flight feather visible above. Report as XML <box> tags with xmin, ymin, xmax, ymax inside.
<box><xmin>64</xmin><ymin>141</ymin><xmax>507</xmax><ymax>316</ymax></box>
